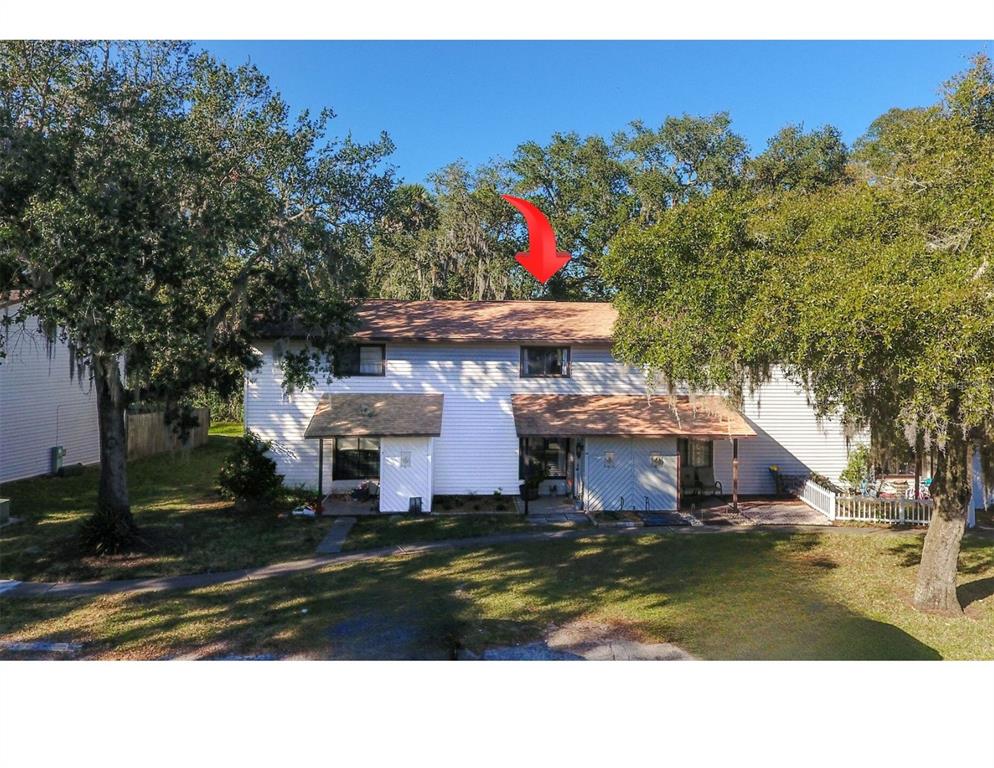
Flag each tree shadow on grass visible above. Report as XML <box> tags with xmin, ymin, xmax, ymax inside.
<box><xmin>0</xmin><ymin>529</ymin><xmax>957</xmax><ymax>660</ymax></box>
<box><xmin>888</xmin><ymin>534</ymin><xmax>993</xmax><ymax>575</ymax></box>
<box><xmin>958</xmin><ymin>577</ymin><xmax>994</xmax><ymax>611</ymax></box>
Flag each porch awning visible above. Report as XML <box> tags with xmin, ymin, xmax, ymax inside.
<box><xmin>511</xmin><ymin>394</ymin><xmax>756</xmax><ymax>439</ymax></box>
<box><xmin>303</xmin><ymin>394</ymin><xmax>444</xmax><ymax>438</ymax></box>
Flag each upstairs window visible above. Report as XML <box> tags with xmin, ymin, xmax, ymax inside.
<box><xmin>341</xmin><ymin>344</ymin><xmax>386</xmax><ymax>376</ymax></box>
<box><xmin>520</xmin><ymin>346</ymin><xmax>570</xmax><ymax>378</ymax></box>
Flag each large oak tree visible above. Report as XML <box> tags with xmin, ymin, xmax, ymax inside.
<box><xmin>0</xmin><ymin>41</ymin><xmax>394</xmax><ymax>551</ymax></box>
<box><xmin>604</xmin><ymin>56</ymin><xmax>994</xmax><ymax>615</ymax></box>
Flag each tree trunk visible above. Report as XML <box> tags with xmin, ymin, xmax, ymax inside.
<box><xmin>912</xmin><ymin>421</ymin><xmax>971</xmax><ymax>615</ymax></box>
<box><xmin>82</xmin><ymin>354</ymin><xmax>138</xmax><ymax>552</ymax></box>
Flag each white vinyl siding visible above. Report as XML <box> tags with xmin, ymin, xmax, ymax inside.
<box><xmin>1</xmin><ymin>307</ymin><xmax>100</xmax><ymax>483</ymax></box>
<box><xmin>713</xmin><ymin>374</ymin><xmax>852</xmax><ymax>495</ymax></box>
<box><xmin>245</xmin><ymin>342</ymin><xmax>650</xmax><ymax>492</ymax></box>
<box><xmin>246</xmin><ymin>341</ymin><xmax>853</xmax><ymax>500</ymax></box>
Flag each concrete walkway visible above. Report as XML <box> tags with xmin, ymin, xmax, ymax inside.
<box><xmin>315</xmin><ymin>517</ymin><xmax>356</xmax><ymax>555</ymax></box>
<box><xmin>1</xmin><ymin>522</ymin><xmax>987</xmax><ymax>602</ymax></box>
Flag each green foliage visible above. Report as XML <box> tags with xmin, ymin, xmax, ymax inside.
<box><xmin>747</xmin><ymin>124</ymin><xmax>849</xmax><ymax>193</ymax></box>
<box><xmin>217</xmin><ymin>432</ymin><xmax>284</xmax><ymax>506</ymax></box>
<box><xmin>607</xmin><ymin>55</ymin><xmax>994</xmax><ymax>468</ymax></box>
<box><xmin>0</xmin><ymin>41</ymin><xmax>393</xmax><ymax>545</ymax></box>
<box><xmin>510</xmin><ymin>132</ymin><xmax>634</xmax><ymax>298</ymax></box>
<box><xmin>189</xmin><ymin>386</ymin><xmax>244</xmax><ymax>424</ymax></box>
<box><xmin>0</xmin><ymin>40</ymin><xmax>395</xmax><ymax>399</ymax></box>
<box><xmin>369</xmin><ymin>167</ymin><xmax>531</xmax><ymax>301</ymax></box>
<box><xmin>840</xmin><ymin>445</ymin><xmax>873</xmax><ymax>491</ymax></box>
<box><xmin>365</xmin><ymin>116</ymin><xmax>754</xmax><ymax>301</ymax></box>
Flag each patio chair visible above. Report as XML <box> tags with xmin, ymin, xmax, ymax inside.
<box><xmin>694</xmin><ymin>466</ymin><xmax>723</xmax><ymax>497</ymax></box>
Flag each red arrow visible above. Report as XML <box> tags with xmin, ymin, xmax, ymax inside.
<box><xmin>501</xmin><ymin>194</ymin><xmax>571</xmax><ymax>284</ymax></box>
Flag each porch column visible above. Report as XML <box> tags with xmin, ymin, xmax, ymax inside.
<box><xmin>732</xmin><ymin>438</ymin><xmax>739</xmax><ymax>513</ymax></box>
<box><xmin>317</xmin><ymin>437</ymin><xmax>324</xmax><ymax>502</ymax></box>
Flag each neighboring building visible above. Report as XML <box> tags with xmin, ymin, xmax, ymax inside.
<box><xmin>245</xmin><ymin>300</ymin><xmax>859</xmax><ymax>514</ymax></box>
<box><xmin>1</xmin><ymin>296</ymin><xmax>100</xmax><ymax>483</ymax></box>
<box><xmin>973</xmin><ymin>448</ymin><xmax>993</xmax><ymax>514</ymax></box>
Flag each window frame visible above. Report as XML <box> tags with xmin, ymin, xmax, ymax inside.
<box><xmin>342</xmin><ymin>343</ymin><xmax>386</xmax><ymax>377</ymax></box>
<box><xmin>519</xmin><ymin>345</ymin><xmax>571</xmax><ymax>379</ymax></box>
<box><xmin>678</xmin><ymin>438</ymin><xmax>713</xmax><ymax>469</ymax></box>
<box><xmin>520</xmin><ymin>436</ymin><xmax>569</xmax><ymax>479</ymax></box>
<box><xmin>332</xmin><ymin>436</ymin><xmax>381</xmax><ymax>481</ymax></box>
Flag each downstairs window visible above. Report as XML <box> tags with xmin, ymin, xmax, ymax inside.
<box><xmin>521</xmin><ymin>437</ymin><xmax>568</xmax><ymax>479</ymax></box>
<box><xmin>333</xmin><ymin>437</ymin><xmax>380</xmax><ymax>480</ymax></box>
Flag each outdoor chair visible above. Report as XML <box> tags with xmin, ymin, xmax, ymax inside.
<box><xmin>694</xmin><ymin>466</ymin><xmax>723</xmax><ymax>497</ymax></box>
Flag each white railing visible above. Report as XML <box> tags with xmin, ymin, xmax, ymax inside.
<box><xmin>799</xmin><ymin>478</ymin><xmax>837</xmax><ymax>520</ymax></box>
<box><xmin>836</xmin><ymin>496</ymin><xmax>933</xmax><ymax>525</ymax></box>
<box><xmin>797</xmin><ymin>477</ymin><xmax>934</xmax><ymax>525</ymax></box>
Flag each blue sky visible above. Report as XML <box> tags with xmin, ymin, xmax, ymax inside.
<box><xmin>202</xmin><ymin>41</ymin><xmax>990</xmax><ymax>185</ymax></box>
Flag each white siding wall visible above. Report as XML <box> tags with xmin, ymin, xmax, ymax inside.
<box><xmin>713</xmin><ymin>374</ymin><xmax>852</xmax><ymax>495</ymax></box>
<box><xmin>245</xmin><ymin>342</ymin><xmax>649</xmax><ymax>492</ymax></box>
<box><xmin>245</xmin><ymin>341</ymin><xmax>853</xmax><ymax>500</ymax></box>
<box><xmin>1</xmin><ymin>307</ymin><xmax>100</xmax><ymax>483</ymax></box>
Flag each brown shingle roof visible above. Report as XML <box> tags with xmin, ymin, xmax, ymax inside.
<box><xmin>303</xmin><ymin>394</ymin><xmax>444</xmax><ymax>438</ymax></box>
<box><xmin>511</xmin><ymin>395</ymin><xmax>756</xmax><ymax>439</ymax></box>
<box><xmin>301</xmin><ymin>300</ymin><xmax>614</xmax><ymax>344</ymax></box>
<box><xmin>256</xmin><ymin>300</ymin><xmax>616</xmax><ymax>344</ymax></box>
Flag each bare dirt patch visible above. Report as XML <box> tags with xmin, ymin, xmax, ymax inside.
<box><xmin>466</xmin><ymin>618</ymin><xmax>695</xmax><ymax>661</ymax></box>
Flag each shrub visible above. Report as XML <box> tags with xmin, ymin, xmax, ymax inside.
<box><xmin>840</xmin><ymin>444</ymin><xmax>872</xmax><ymax>492</ymax></box>
<box><xmin>218</xmin><ymin>431</ymin><xmax>284</xmax><ymax>507</ymax></box>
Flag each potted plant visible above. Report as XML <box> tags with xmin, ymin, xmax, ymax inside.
<box><xmin>520</xmin><ymin>466</ymin><xmax>547</xmax><ymax>501</ymax></box>
<box><xmin>768</xmin><ymin>464</ymin><xmax>785</xmax><ymax>496</ymax></box>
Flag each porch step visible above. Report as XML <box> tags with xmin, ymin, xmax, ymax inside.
<box><xmin>316</xmin><ymin>517</ymin><xmax>357</xmax><ymax>555</ymax></box>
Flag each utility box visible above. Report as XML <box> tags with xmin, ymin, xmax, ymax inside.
<box><xmin>50</xmin><ymin>445</ymin><xmax>66</xmax><ymax>475</ymax></box>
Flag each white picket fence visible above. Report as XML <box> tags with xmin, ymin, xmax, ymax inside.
<box><xmin>836</xmin><ymin>495</ymin><xmax>933</xmax><ymax>525</ymax></box>
<box><xmin>797</xmin><ymin>477</ymin><xmax>933</xmax><ymax>525</ymax></box>
<box><xmin>800</xmin><ymin>478</ymin><xmax>837</xmax><ymax>519</ymax></box>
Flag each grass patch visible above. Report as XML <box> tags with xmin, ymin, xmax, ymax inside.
<box><xmin>2</xmin><ymin>528</ymin><xmax>991</xmax><ymax>660</ymax></box>
<box><xmin>0</xmin><ymin>424</ymin><xmax>333</xmax><ymax>581</ymax></box>
<box><xmin>977</xmin><ymin>506</ymin><xmax>993</xmax><ymax>527</ymax></box>
<box><xmin>209</xmin><ymin>421</ymin><xmax>244</xmax><ymax>438</ymax></box>
<box><xmin>342</xmin><ymin>514</ymin><xmax>560</xmax><ymax>552</ymax></box>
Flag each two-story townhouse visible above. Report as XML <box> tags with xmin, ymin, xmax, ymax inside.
<box><xmin>245</xmin><ymin>300</ymin><xmax>864</xmax><ymax>515</ymax></box>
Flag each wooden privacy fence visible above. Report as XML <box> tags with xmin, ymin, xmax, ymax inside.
<box><xmin>126</xmin><ymin>408</ymin><xmax>210</xmax><ymax>460</ymax></box>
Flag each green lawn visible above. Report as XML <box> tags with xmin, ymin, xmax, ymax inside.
<box><xmin>2</xmin><ymin>528</ymin><xmax>991</xmax><ymax>659</ymax></box>
<box><xmin>0</xmin><ymin>422</ymin><xmax>334</xmax><ymax>581</ymax></box>
<box><xmin>342</xmin><ymin>513</ymin><xmax>574</xmax><ymax>551</ymax></box>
